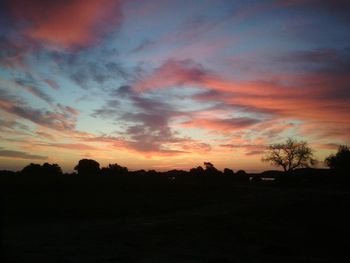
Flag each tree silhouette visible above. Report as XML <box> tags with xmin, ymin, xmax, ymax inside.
<box><xmin>189</xmin><ymin>166</ymin><xmax>204</xmax><ymax>176</ymax></box>
<box><xmin>223</xmin><ymin>168</ymin><xmax>234</xmax><ymax>176</ymax></box>
<box><xmin>74</xmin><ymin>159</ymin><xmax>100</xmax><ymax>176</ymax></box>
<box><xmin>42</xmin><ymin>163</ymin><xmax>62</xmax><ymax>176</ymax></box>
<box><xmin>101</xmin><ymin>163</ymin><xmax>128</xmax><ymax>176</ymax></box>
<box><xmin>204</xmin><ymin>162</ymin><xmax>220</xmax><ymax>175</ymax></box>
<box><xmin>262</xmin><ymin>138</ymin><xmax>315</xmax><ymax>172</ymax></box>
<box><xmin>21</xmin><ymin>163</ymin><xmax>62</xmax><ymax>176</ymax></box>
<box><xmin>236</xmin><ymin>170</ymin><xmax>247</xmax><ymax>176</ymax></box>
<box><xmin>325</xmin><ymin>145</ymin><xmax>350</xmax><ymax>173</ymax></box>
<box><xmin>21</xmin><ymin>163</ymin><xmax>42</xmax><ymax>175</ymax></box>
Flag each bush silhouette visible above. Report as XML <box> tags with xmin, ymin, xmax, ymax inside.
<box><xmin>74</xmin><ymin>159</ymin><xmax>100</xmax><ymax>176</ymax></box>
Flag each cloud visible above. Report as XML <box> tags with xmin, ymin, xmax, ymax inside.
<box><xmin>0</xmin><ymin>116</ymin><xmax>29</xmax><ymax>132</ymax></box>
<box><xmin>0</xmin><ymin>89</ymin><xmax>78</xmax><ymax>131</ymax></box>
<box><xmin>0</xmin><ymin>148</ymin><xmax>47</xmax><ymax>160</ymax></box>
<box><xmin>15</xmin><ymin>75</ymin><xmax>53</xmax><ymax>104</ymax></box>
<box><xmin>181</xmin><ymin>117</ymin><xmax>261</xmax><ymax>132</ymax></box>
<box><xmin>92</xmin><ymin>85</ymin><xmax>210</xmax><ymax>156</ymax></box>
<box><xmin>245</xmin><ymin>150</ymin><xmax>266</xmax><ymax>156</ymax></box>
<box><xmin>143</xmin><ymin>58</ymin><xmax>350</xmax><ymax>120</ymax></box>
<box><xmin>43</xmin><ymin>79</ymin><xmax>60</xmax><ymax>90</ymax></box>
<box><xmin>194</xmin><ymin>91</ymin><xmax>281</xmax><ymax>117</ymax></box>
<box><xmin>278</xmin><ymin>0</ymin><xmax>350</xmax><ymax>23</ymax></box>
<box><xmin>2</xmin><ymin>0</ymin><xmax>349</xmax><ymax>167</ymax></box>
<box><xmin>130</xmin><ymin>39</ymin><xmax>155</xmax><ymax>53</ymax></box>
<box><xmin>5</xmin><ymin>0</ymin><xmax>123</xmax><ymax>49</ymax></box>
<box><xmin>133</xmin><ymin>56</ymin><xmax>350</xmax><ymax>147</ymax></box>
<box><xmin>47</xmin><ymin>49</ymin><xmax>132</xmax><ymax>89</ymax></box>
<box><xmin>35</xmin><ymin>131</ymin><xmax>55</xmax><ymax>140</ymax></box>
<box><xmin>109</xmin><ymin>86</ymin><xmax>184</xmax><ymax>153</ymax></box>
<box><xmin>275</xmin><ymin>48</ymin><xmax>350</xmax><ymax>75</ymax></box>
<box><xmin>37</xmin><ymin>143</ymin><xmax>98</xmax><ymax>151</ymax></box>
<box><xmin>220</xmin><ymin>144</ymin><xmax>267</xmax><ymax>156</ymax></box>
<box><xmin>181</xmin><ymin>141</ymin><xmax>212</xmax><ymax>152</ymax></box>
<box><xmin>135</xmin><ymin>59</ymin><xmax>210</xmax><ymax>91</ymax></box>
<box><xmin>0</xmin><ymin>36</ymin><xmax>29</xmax><ymax>69</ymax></box>
<box><xmin>84</xmin><ymin>135</ymin><xmax>126</xmax><ymax>145</ymax></box>
<box><xmin>228</xmin><ymin>0</ymin><xmax>350</xmax><ymax>25</ymax></box>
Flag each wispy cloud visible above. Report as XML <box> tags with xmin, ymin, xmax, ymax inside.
<box><xmin>43</xmin><ymin>79</ymin><xmax>60</xmax><ymax>90</ymax></box>
<box><xmin>15</xmin><ymin>74</ymin><xmax>53</xmax><ymax>104</ymax></box>
<box><xmin>0</xmin><ymin>147</ymin><xmax>47</xmax><ymax>160</ymax></box>
<box><xmin>220</xmin><ymin>144</ymin><xmax>267</xmax><ymax>156</ymax></box>
<box><xmin>0</xmin><ymin>89</ymin><xmax>78</xmax><ymax>131</ymax></box>
<box><xmin>181</xmin><ymin>117</ymin><xmax>261</xmax><ymax>132</ymax></box>
<box><xmin>37</xmin><ymin>143</ymin><xmax>99</xmax><ymax>151</ymax></box>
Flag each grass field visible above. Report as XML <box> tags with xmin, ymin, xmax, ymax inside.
<box><xmin>1</xmin><ymin>175</ymin><xmax>350</xmax><ymax>262</ymax></box>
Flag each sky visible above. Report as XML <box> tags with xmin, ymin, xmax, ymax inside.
<box><xmin>0</xmin><ymin>0</ymin><xmax>349</xmax><ymax>172</ymax></box>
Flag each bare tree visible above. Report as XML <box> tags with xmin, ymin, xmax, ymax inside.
<box><xmin>262</xmin><ymin>138</ymin><xmax>316</xmax><ymax>172</ymax></box>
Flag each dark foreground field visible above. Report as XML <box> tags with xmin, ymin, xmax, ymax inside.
<box><xmin>1</xmin><ymin>175</ymin><xmax>350</xmax><ymax>262</ymax></box>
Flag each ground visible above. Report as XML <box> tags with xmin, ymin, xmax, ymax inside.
<box><xmin>1</xmin><ymin>175</ymin><xmax>350</xmax><ymax>262</ymax></box>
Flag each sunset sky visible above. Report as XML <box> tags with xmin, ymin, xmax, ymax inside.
<box><xmin>1</xmin><ymin>0</ymin><xmax>349</xmax><ymax>172</ymax></box>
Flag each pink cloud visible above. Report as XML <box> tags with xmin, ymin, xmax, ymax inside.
<box><xmin>134</xmin><ymin>59</ymin><xmax>350</xmax><ymax>146</ymax></box>
<box><xmin>136</xmin><ymin>59</ymin><xmax>350</xmax><ymax>122</ymax></box>
<box><xmin>8</xmin><ymin>0</ymin><xmax>122</xmax><ymax>49</ymax></box>
<box><xmin>135</xmin><ymin>59</ymin><xmax>209</xmax><ymax>91</ymax></box>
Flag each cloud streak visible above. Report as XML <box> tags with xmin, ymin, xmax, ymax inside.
<box><xmin>15</xmin><ymin>75</ymin><xmax>53</xmax><ymax>104</ymax></box>
<box><xmin>0</xmin><ymin>148</ymin><xmax>47</xmax><ymax>160</ymax></box>
<box><xmin>0</xmin><ymin>89</ymin><xmax>78</xmax><ymax>131</ymax></box>
<box><xmin>181</xmin><ymin>117</ymin><xmax>261</xmax><ymax>132</ymax></box>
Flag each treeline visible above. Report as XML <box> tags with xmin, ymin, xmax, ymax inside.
<box><xmin>0</xmin><ymin>144</ymin><xmax>349</xmax><ymax>187</ymax></box>
<box><xmin>0</xmin><ymin>160</ymin><xmax>241</xmax><ymax>178</ymax></box>
<box><xmin>0</xmin><ymin>161</ymin><xmax>349</xmax><ymax>188</ymax></box>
